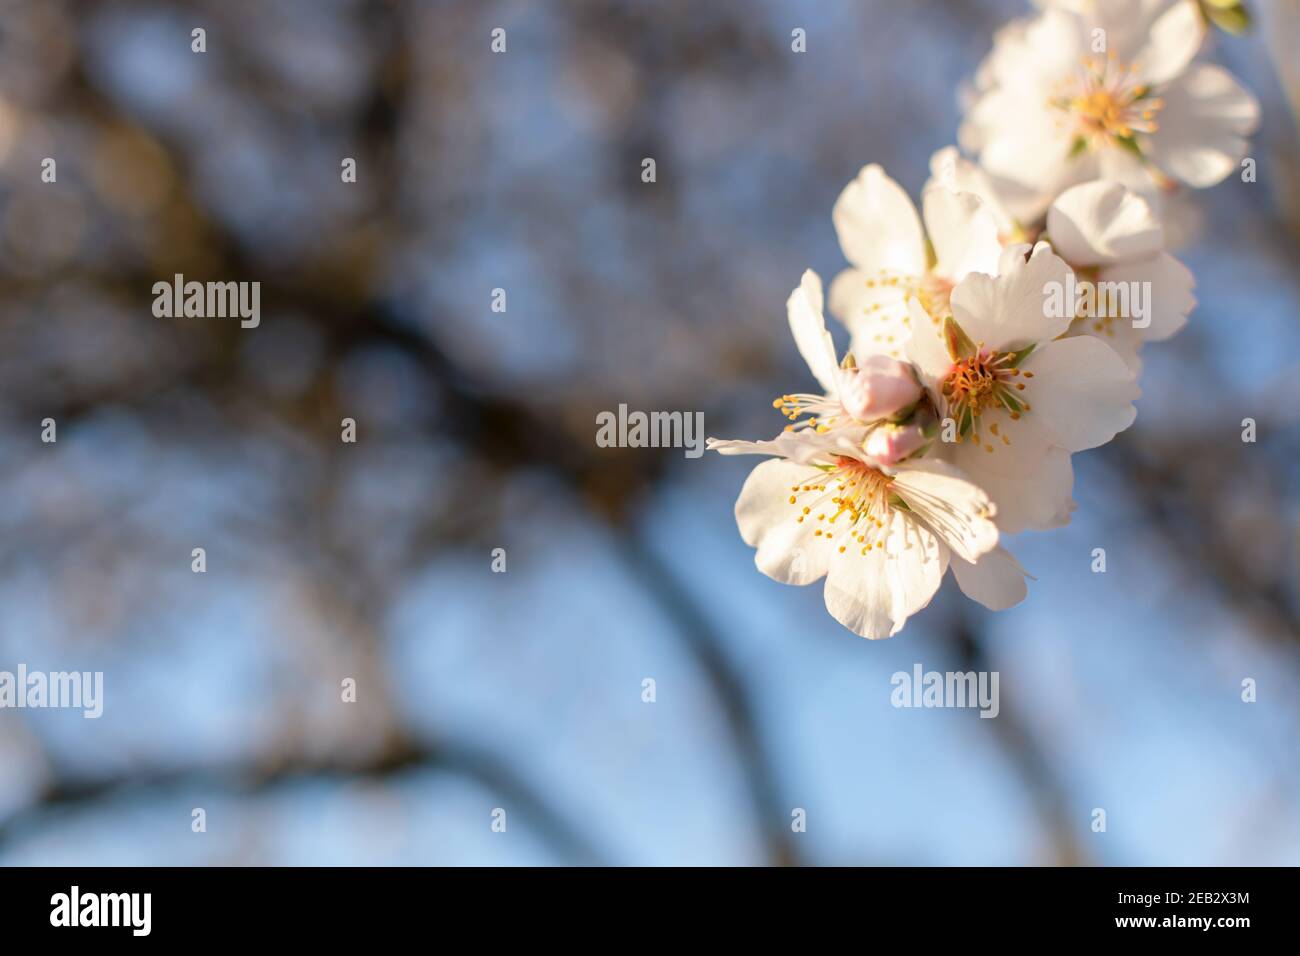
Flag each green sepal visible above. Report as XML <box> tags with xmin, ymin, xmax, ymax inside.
<box><xmin>1114</xmin><ymin>134</ymin><xmax>1144</xmax><ymax>158</ymax></box>
<box><xmin>957</xmin><ymin>405</ymin><xmax>974</xmax><ymax>438</ymax></box>
<box><xmin>943</xmin><ymin>316</ymin><xmax>977</xmax><ymax>361</ymax></box>
<box><xmin>1204</xmin><ymin>1</ymin><xmax>1250</xmax><ymax>34</ymax></box>
<box><xmin>1008</xmin><ymin>344</ymin><xmax>1035</xmax><ymax>368</ymax></box>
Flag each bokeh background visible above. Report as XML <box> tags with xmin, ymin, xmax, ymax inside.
<box><xmin>1</xmin><ymin>0</ymin><xmax>1298</xmax><ymax>866</ymax></box>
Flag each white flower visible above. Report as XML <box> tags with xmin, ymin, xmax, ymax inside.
<box><xmin>960</xmin><ymin>0</ymin><xmax>1259</xmax><ymax>222</ymax></box>
<box><xmin>927</xmin><ymin>149</ymin><xmax>1197</xmax><ymax>371</ymax></box>
<box><xmin>1046</xmin><ymin>179</ymin><xmax>1196</xmax><ymax>370</ymax></box>
<box><xmin>828</xmin><ymin>165</ymin><xmax>1003</xmax><ymax>363</ymax></box>
<box><xmin>710</xmin><ymin>271</ymin><xmax>1027</xmax><ymax>639</ymax></box>
<box><xmin>906</xmin><ymin>242</ymin><xmax>1139</xmax><ymax>532</ymax></box>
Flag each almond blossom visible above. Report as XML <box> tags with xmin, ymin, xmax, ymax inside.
<box><xmin>1045</xmin><ymin>179</ymin><xmax>1197</xmax><ymax>370</ymax></box>
<box><xmin>960</xmin><ymin>0</ymin><xmax>1259</xmax><ymax>222</ymax></box>
<box><xmin>928</xmin><ymin>148</ymin><xmax>1197</xmax><ymax>372</ymax></box>
<box><xmin>708</xmin><ymin>0</ymin><xmax>1255</xmax><ymax>641</ymax></box>
<box><xmin>905</xmin><ymin>242</ymin><xmax>1138</xmax><ymax>532</ymax></box>
<box><xmin>709</xmin><ymin>271</ymin><xmax>1027</xmax><ymax>638</ymax></box>
<box><xmin>827</xmin><ymin>165</ymin><xmax>1003</xmax><ymax>364</ymax></box>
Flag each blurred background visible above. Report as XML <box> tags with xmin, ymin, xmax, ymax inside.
<box><xmin>0</xmin><ymin>0</ymin><xmax>1297</xmax><ymax>866</ymax></box>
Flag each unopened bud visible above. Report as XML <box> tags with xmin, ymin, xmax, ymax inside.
<box><xmin>865</xmin><ymin>423</ymin><xmax>929</xmax><ymax>465</ymax></box>
<box><xmin>838</xmin><ymin>354</ymin><xmax>921</xmax><ymax>421</ymax></box>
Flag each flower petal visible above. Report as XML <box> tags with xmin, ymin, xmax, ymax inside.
<box><xmin>708</xmin><ymin>427</ymin><xmax>866</xmax><ymax>464</ymax></box>
<box><xmin>823</xmin><ymin>511</ymin><xmax>946</xmax><ymax>638</ymax></box>
<box><xmin>923</xmin><ymin>183</ymin><xmax>1004</xmax><ymax>282</ymax></box>
<box><xmin>948</xmin><ymin>443</ymin><xmax>1073</xmax><ymax>534</ymax></box>
<box><xmin>1022</xmin><ymin>336</ymin><xmax>1138</xmax><ymax>450</ymax></box>
<box><xmin>962</xmin><ymin>86</ymin><xmax>1087</xmax><ymax>223</ymax></box>
<box><xmin>1131</xmin><ymin>0</ymin><xmax>1205</xmax><ymax>87</ymax></box>
<box><xmin>951</xmin><ymin>545</ymin><xmax>1030</xmax><ymax>611</ymax></box>
<box><xmin>828</xmin><ymin>267</ymin><xmax>912</xmax><ymax>361</ymax></box>
<box><xmin>1099</xmin><ymin>251</ymin><xmax>1195</xmax><ymax>343</ymax></box>
<box><xmin>832</xmin><ymin>165</ymin><xmax>927</xmax><ymax>277</ymax></box>
<box><xmin>927</xmin><ymin>145</ymin><xmax>1018</xmax><ymax>239</ymax></box>
<box><xmin>1047</xmin><ymin>181</ymin><xmax>1163</xmax><ymax>267</ymax></box>
<box><xmin>892</xmin><ymin>458</ymin><xmax>1000</xmax><ymax>564</ymax></box>
<box><xmin>787</xmin><ymin>270</ymin><xmax>840</xmax><ymax>396</ymax></box>
<box><xmin>734</xmin><ymin>459</ymin><xmax>833</xmax><ymax>585</ymax></box>
<box><xmin>903</xmin><ymin>296</ymin><xmax>953</xmax><ymax>389</ymax></box>
<box><xmin>950</xmin><ymin>241</ymin><xmax>1075</xmax><ymax>349</ymax></box>
<box><xmin>1144</xmin><ymin>63</ymin><xmax>1259</xmax><ymax>188</ymax></box>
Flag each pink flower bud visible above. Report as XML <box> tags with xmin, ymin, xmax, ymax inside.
<box><xmin>864</xmin><ymin>424</ymin><xmax>929</xmax><ymax>466</ymax></box>
<box><xmin>837</xmin><ymin>354</ymin><xmax>921</xmax><ymax>421</ymax></box>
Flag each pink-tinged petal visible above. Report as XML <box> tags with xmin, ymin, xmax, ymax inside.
<box><xmin>951</xmin><ymin>545</ymin><xmax>1030</xmax><ymax>611</ymax></box>
<box><xmin>1144</xmin><ymin>64</ymin><xmax>1259</xmax><ymax>188</ymax></box>
<box><xmin>787</xmin><ymin>270</ymin><xmax>840</xmax><ymax>396</ymax></box>
<box><xmin>1022</xmin><ymin>336</ymin><xmax>1139</xmax><ymax>451</ymax></box>
<box><xmin>838</xmin><ymin>354</ymin><xmax>921</xmax><ymax>421</ymax></box>
<box><xmin>1047</xmin><ymin>181</ymin><xmax>1163</xmax><ymax>267</ymax></box>
<box><xmin>864</xmin><ymin>423</ymin><xmax>929</xmax><ymax>466</ymax></box>
<box><xmin>832</xmin><ymin>165</ymin><xmax>927</xmax><ymax>277</ymax></box>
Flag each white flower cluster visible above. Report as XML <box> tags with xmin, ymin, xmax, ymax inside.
<box><xmin>709</xmin><ymin>0</ymin><xmax>1258</xmax><ymax>639</ymax></box>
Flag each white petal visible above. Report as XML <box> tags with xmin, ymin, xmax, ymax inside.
<box><xmin>1047</xmin><ymin>181</ymin><xmax>1163</xmax><ymax>267</ymax></box>
<box><xmin>787</xmin><ymin>270</ymin><xmax>839</xmax><ymax>396</ymax></box>
<box><xmin>951</xmin><ymin>545</ymin><xmax>1030</xmax><ymax>611</ymax></box>
<box><xmin>828</xmin><ymin>267</ymin><xmax>911</xmax><ymax>361</ymax></box>
<box><xmin>903</xmin><ymin>297</ymin><xmax>953</xmax><ymax>389</ymax></box>
<box><xmin>1099</xmin><ymin>251</ymin><xmax>1195</xmax><ymax>342</ymax></box>
<box><xmin>832</xmin><ymin>165</ymin><xmax>927</xmax><ymax>277</ymax></box>
<box><xmin>926</xmin><ymin>145</ymin><xmax>1017</xmax><ymax>238</ymax></box>
<box><xmin>965</xmin><ymin>87</ymin><xmax>1086</xmax><ymax>223</ymax></box>
<box><xmin>1131</xmin><ymin>0</ymin><xmax>1205</xmax><ymax>87</ymax></box>
<box><xmin>892</xmin><ymin>459</ymin><xmax>1000</xmax><ymax>564</ymax></box>
<box><xmin>923</xmin><ymin>183</ymin><xmax>1003</xmax><ymax>282</ymax></box>
<box><xmin>823</xmin><ymin>511</ymin><xmax>946</xmax><ymax>639</ymax></box>
<box><xmin>1096</xmin><ymin>147</ymin><xmax>1165</xmax><ymax>207</ymax></box>
<box><xmin>950</xmin><ymin>242</ymin><xmax>1075</xmax><ymax>349</ymax></box>
<box><xmin>734</xmin><ymin>459</ymin><xmax>832</xmax><ymax>586</ymax></box>
<box><xmin>1144</xmin><ymin>64</ymin><xmax>1259</xmax><ymax>188</ymax></box>
<box><xmin>1022</xmin><ymin>336</ymin><xmax>1138</xmax><ymax>451</ymax></box>
<box><xmin>949</xmin><ymin>443</ymin><xmax>1073</xmax><ymax>534</ymax></box>
<box><xmin>708</xmin><ymin>427</ymin><xmax>866</xmax><ymax>464</ymax></box>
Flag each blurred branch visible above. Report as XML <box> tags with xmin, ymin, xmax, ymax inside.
<box><xmin>0</xmin><ymin>733</ymin><xmax>605</xmax><ymax>864</ymax></box>
<box><xmin>615</xmin><ymin>524</ymin><xmax>805</xmax><ymax>867</ymax></box>
<box><xmin>947</xmin><ymin>610</ymin><xmax>1089</xmax><ymax>867</ymax></box>
<box><xmin>1103</xmin><ymin>432</ymin><xmax>1300</xmax><ymax>647</ymax></box>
